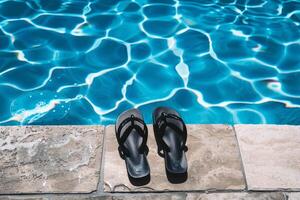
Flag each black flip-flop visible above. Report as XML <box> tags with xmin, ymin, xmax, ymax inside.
<box><xmin>115</xmin><ymin>109</ymin><xmax>150</xmax><ymax>186</ymax></box>
<box><xmin>153</xmin><ymin>107</ymin><xmax>188</xmax><ymax>183</ymax></box>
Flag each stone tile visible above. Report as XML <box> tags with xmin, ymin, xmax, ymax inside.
<box><xmin>285</xmin><ymin>193</ymin><xmax>300</xmax><ymax>200</ymax></box>
<box><xmin>235</xmin><ymin>125</ymin><xmax>300</xmax><ymax>190</ymax></box>
<box><xmin>111</xmin><ymin>193</ymin><xmax>284</xmax><ymax>200</ymax></box>
<box><xmin>186</xmin><ymin>192</ymin><xmax>285</xmax><ymax>200</ymax></box>
<box><xmin>49</xmin><ymin>195</ymin><xmax>111</xmax><ymax>200</ymax></box>
<box><xmin>111</xmin><ymin>193</ymin><xmax>187</xmax><ymax>200</ymax></box>
<box><xmin>0</xmin><ymin>197</ymin><xmax>45</xmax><ymax>200</ymax></box>
<box><xmin>0</xmin><ymin>126</ymin><xmax>104</xmax><ymax>194</ymax></box>
<box><xmin>103</xmin><ymin>125</ymin><xmax>245</xmax><ymax>192</ymax></box>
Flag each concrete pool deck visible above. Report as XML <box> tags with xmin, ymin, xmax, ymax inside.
<box><xmin>0</xmin><ymin>125</ymin><xmax>299</xmax><ymax>199</ymax></box>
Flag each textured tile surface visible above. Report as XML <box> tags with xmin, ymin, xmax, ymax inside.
<box><xmin>235</xmin><ymin>125</ymin><xmax>300</xmax><ymax>190</ymax></box>
<box><xmin>111</xmin><ymin>193</ymin><xmax>285</xmax><ymax>200</ymax></box>
<box><xmin>187</xmin><ymin>192</ymin><xmax>285</xmax><ymax>200</ymax></box>
<box><xmin>285</xmin><ymin>193</ymin><xmax>300</xmax><ymax>200</ymax></box>
<box><xmin>0</xmin><ymin>197</ymin><xmax>45</xmax><ymax>200</ymax></box>
<box><xmin>111</xmin><ymin>194</ymin><xmax>185</xmax><ymax>200</ymax></box>
<box><xmin>0</xmin><ymin>126</ymin><xmax>104</xmax><ymax>194</ymax></box>
<box><xmin>103</xmin><ymin>124</ymin><xmax>245</xmax><ymax>192</ymax></box>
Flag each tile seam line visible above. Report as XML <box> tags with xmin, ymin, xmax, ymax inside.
<box><xmin>0</xmin><ymin>189</ymin><xmax>248</xmax><ymax>196</ymax></box>
<box><xmin>96</xmin><ymin>125</ymin><xmax>108</xmax><ymax>195</ymax></box>
<box><xmin>0</xmin><ymin>189</ymin><xmax>298</xmax><ymax>195</ymax></box>
<box><xmin>0</xmin><ymin>191</ymin><xmax>291</xmax><ymax>196</ymax></box>
<box><xmin>102</xmin><ymin>191</ymin><xmax>289</xmax><ymax>195</ymax></box>
<box><xmin>232</xmin><ymin>125</ymin><xmax>249</xmax><ymax>191</ymax></box>
<box><xmin>284</xmin><ymin>192</ymin><xmax>290</xmax><ymax>200</ymax></box>
<box><xmin>0</xmin><ymin>192</ymin><xmax>290</xmax><ymax>200</ymax></box>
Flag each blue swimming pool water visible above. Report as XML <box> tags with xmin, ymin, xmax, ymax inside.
<box><xmin>0</xmin><ymin>0</ymin><xmax>300</xmax><ymax>125</ymax></box>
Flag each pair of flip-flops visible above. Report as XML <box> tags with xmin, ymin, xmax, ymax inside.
<box><xmin>115</xmin><ymin>107</ymin><xmax>188</xmax><ymax>185</ymax></box>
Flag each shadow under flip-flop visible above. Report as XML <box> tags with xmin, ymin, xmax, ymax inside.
<box><xmin>166</xmin><ymin>170</ymin><xmax>188</xmax><ymax>184</ymax></box>
<box><xmin>128</xmin><ymin>173</ymin><xmax>151</xmax><ymax>186</ymax></box>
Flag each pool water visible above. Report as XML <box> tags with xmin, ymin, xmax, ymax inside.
<box><xmin>0</xmin><ymin>0</ymin><xmax>300</xmax><ymax>125</ymax></box>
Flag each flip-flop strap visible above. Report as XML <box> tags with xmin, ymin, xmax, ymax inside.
<box><xmin>155</xmin><ymin>112</ymin><xmax>187</xmax><ymax>157</ymax></box>
<box><xmin>116</xmin><ymin>115</ymin><xmax>148</xmax><ymax>159</ymax></box>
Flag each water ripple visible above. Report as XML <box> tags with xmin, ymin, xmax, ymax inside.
<box><xmin>0</xmin><ymin>0</ymin><xmax>300</xmax><ymax>125</ymax></box>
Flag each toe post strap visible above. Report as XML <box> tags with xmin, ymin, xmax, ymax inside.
<box><xmin>155</xmin><ymin>112</ymin><xmax>188</xmax><ymax>157</ymax></box>
<box><xmin>116</xmin><ymin>114</ymin><xmax>148</xmax><ymax>159</ymax></box>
